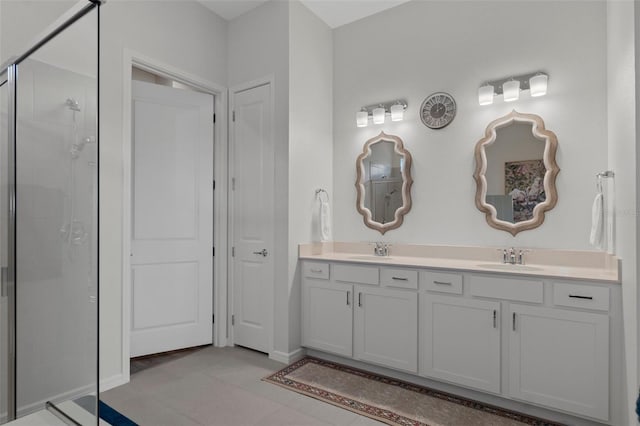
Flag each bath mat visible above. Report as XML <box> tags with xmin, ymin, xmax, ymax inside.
<box><xmin>74</xmin><ymin>396</ymin><xmax>139</xmax><ymax>426</ymax></box>
<box><xmin>263</xmin><ymin>357</ymin><xmax>564</xmax><ymax>426</ymax></box>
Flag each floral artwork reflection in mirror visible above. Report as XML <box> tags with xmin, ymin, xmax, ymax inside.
<box><xmin>474</xmin><ymin>111</ymin><xmax>559</xmax><ymax>235</ymax></box>
<box><xmin>505</xmin><ymin>159</ymin><xmax>546</xmax><ymax>222</ymax></box>
<box><xmin>356</xmin><ymin>132</ymin><xmax>413</xmax><ymax>234</ymax></box>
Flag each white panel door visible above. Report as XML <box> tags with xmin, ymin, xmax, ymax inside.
<box><xmin>354</xmin><ymin>286</ymin><xmax>418</xmax><ymax>373</ymax></box>
<box><xmin>302</xmin><ymin>280</ymin><xmax>353</xmax><ymax>357</ymax></box>
<box><xmin>508</xmin><ymin>304</ymin><xmax>609</xmax><ymax>421</ymax></box>
<box><xmin>231</xmin><ymin>84</ymin><xmax>273</xmax><ymax>353</ymax></box>
<box><xmin>420</xmin><ymin>295</ymin><xmax>501</xmax><ymax>393</ymax></box>
<box><xmin>130</xmin><ymin>80</ymin><xmax>213</xmax><ymax>357</ymax></box>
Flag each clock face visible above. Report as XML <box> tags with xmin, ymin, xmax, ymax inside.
<box><xmin>420</xmin><ymin>92</ymin><xmax>456</xmax><ymax>129</ymax></box>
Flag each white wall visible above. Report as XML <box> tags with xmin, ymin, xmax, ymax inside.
<box><xmin>0</xmin><ymin>0</ymin><xmax>75</xmax><ymax>66</ymax></box>
<box><xmin>99</xmin><ymin>0</ymin><xmax>227</xmax><ymax>384</ymax></box>
<box><xmin>607</xmin><ymin>1</ymin><xmax>638</xmax><ymax>424</ymax></box>
<box><xmin>333</xmin><ymin>1</ymin><xmax>608</xmax><ymax>251</ymax></box>
<box><xmin>227</xmin><ymin>0</ymin><xmax>291</xmax><ymax>355</ymax></box>
<box><xmin>288</xmin><ymin>1</ymin><xmax>333</xmax><ymax>352</ymax></box>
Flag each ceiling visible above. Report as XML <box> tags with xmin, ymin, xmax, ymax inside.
<box><xmin>197</xmin><ymin>0</ymin><xmax>412</xmax><ymax>29</ymax></box>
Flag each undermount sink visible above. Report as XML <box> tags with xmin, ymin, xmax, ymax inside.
<box><xmin>347</xmin><ymin>255</ymin><xmax>396</xmax><ymax>261</ymax></box>
<box><xmin>475</xmin><ymin>263</ymin><xmax>544</xmax><ymax>272</ymax></box>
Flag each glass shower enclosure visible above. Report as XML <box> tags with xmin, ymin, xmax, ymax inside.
<box><xmin>0</xmin><ymin>0</ymin><xmax>101</xmax><ymax>424</ymax></box>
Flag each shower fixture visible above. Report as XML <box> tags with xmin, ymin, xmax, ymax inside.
<box><xmin>70</xmin><ymin>136</ymin><xmax>95</xmax><ymax>158</ymax></box>
<box><xmin>65</xmin><ymin>97</ymin><xmax>80</xmax><ymax>111</ymax></box>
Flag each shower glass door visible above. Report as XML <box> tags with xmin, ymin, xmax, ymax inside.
<box><xmin>2</xmin><ymin>1</ymin><xmax>100</xmax><ymax>424</ymax></box>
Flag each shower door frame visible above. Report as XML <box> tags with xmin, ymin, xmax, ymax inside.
<box><xmin>0</xmin><ymin>0</ymin><xmax>103</xmax><ymax>421</ymax></box>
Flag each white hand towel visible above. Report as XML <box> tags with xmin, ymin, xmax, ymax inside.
<box><xmin>590</xmin><ymin>192</ymin><xmax>604</xmax><ymax>248</ymax></box>
<box><xmin>320</xmin><ymin>198</ymin><xmax>332</xmax><ymax>242</ymax></box>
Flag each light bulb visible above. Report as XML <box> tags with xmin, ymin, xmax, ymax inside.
<box><xmin>372</xmin><ymin>106</ymin><xmax>385</xmax><ymax>124</ymax></box>
<box><xmin>478</xmin><ymin>84</ymin><xmax>495</xmax><ymax>106</ymax></box>
<box><xmin>356</xmin><ymin>110</ymin><xmax>368</xmax><ymax>127</ymax></box>
<box><xmin>390</xmin><ymin>103</ymin><xmax>404</xmax><ymax>121</ymax></box>
<box><xmin>503</xmin><ymin>79</ymin><xmax>520</xmax><ymax>102</ymax></box>
<box><xmin>529</xmin><ymin>73</ymin><xmax>548</xmax><ymax>97</ymax></box>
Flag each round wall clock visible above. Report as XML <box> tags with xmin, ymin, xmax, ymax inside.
<box><xmin>420</xmin><ymin>92</ymin><xmax>457</xmax><ymax>129</ymax></box>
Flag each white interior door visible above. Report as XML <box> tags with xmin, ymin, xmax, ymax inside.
<box><xmin>231</xmin><ymin>83</ymin><xmax>273</xmax><ymax>353</ymax></box>
<box><xmin>130</xmin><ymin>80</ymin><xmax>214</xmax><ymax>357</ymax></box>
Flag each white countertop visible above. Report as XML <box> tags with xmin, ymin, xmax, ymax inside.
<box><xmin>299</xmin><ymin>242</ymin><xmax>620</xmax><ymax>283</ymax></box>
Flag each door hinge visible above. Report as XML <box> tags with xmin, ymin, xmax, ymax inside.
<box><xmin>213</xmin><ymin>113</ymin><xmax>216</xmax><ymax>123</ymax></box>
<box><xmin>213</xmin><ymin>180</ymin><xmax>215</xmax><ymax>190</ymax></box>
<box><xmin>232</xmin><ymin>111</ymin><xmax>236</xmax><ymax>122</ymax></box>
<box><xmin>212</xmin><ymin>247</ymin><xmax>215</xmax><ymax>256</ymax></box>
<box><xmin>212</xmin><ymin>314</ymin><xmax>215</xmax><ymax>323</ymax></box>
<box><xmin>231</xmin><ymin>315</ymin><xmax>235</xmax><ymax>326</ymax></box>
<box><xmin>231</xmin><ymin>177</ymin><xmax>235</xmax><ymax>191</ymax></box>
<box><xmin>232</xmin><ymin>246</ymin><xmax>235</xmax><ymax>257</ymax></box>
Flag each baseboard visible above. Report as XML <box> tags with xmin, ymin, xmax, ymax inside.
<box><xmin>269</xmin><ymin>348</ymin><xmax>306</xmax><ymax>364</ymax></box>
<box><xmin>17</xmin><ymin>383</ymin><xmax>95</xmax><ymax>418</ymax></box>
<box><xmin>99</xmin><ymin>374</ymin><xmax>129</xmax><ymax>393</ymax></box>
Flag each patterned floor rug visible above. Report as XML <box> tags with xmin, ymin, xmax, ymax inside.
<box><xmin>263</xmin><ymin>357</ymin><xmax>564</xmax><ymax>426</ymax></box>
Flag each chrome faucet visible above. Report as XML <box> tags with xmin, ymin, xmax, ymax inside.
<box><xmin>500</xmin><ymin>247</ymin><xmax>529</xmax><ymax>264</ymax></box>
<box><xmin>374</xmin><ymin>242</ymin><xmax>389</xmax><ymax>256</ymax></box>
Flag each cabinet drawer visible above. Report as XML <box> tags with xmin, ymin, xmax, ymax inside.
<box><xmin>334</xmin><ymin>263</ymin><xmax>379</xmax><ymax>285</ymax></box>
<box><xmin>469</xmin><ymin>275</ymin><xmax>543</xmax><ymax>303</ymax></box>
<box><xmin>553</xmin><ymin>283</ymin><xmax>609</xmax><ymax>312</ymax></box>
<box><xmin>303</xmin><ymin>262</ymin><xmax>329</xmax><ymax>280</ymax></box>
<box><xmin>381</xmin><ymin>268</ymin><xmax>418</xmax><ymax>290</ymax></box>
<box><xmin>421</xmin><ymin>271</ymin><xmax>463</xmax><ymax>294</ymax></box>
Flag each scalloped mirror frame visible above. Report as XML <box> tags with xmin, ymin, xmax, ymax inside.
<box><xmin>473</xmin><ymin>110</ymin><xmax>560</xmax><ymax>236</ymax></box>
<box><xmin>356</xmin><ymin>131</ymin><xmax>413</xmax><ymax>234</ymax></box>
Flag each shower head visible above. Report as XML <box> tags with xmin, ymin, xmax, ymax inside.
<box><xmin>66</xmin><ymin>98</ymin><xmax>80</xmax><ymax>112</ymax></box>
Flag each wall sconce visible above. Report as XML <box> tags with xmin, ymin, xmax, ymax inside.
<box><xmin>478</xmin><ymin>72</ymin><xmax>548</xmax><ymax>105</ymax></box>
<box><xmin>355</xmin><ymin>100</ymin><xmax>407</xmax><ymax>127</ymax></box>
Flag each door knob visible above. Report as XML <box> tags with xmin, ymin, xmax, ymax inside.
<box><xmin>253</xmin><ymin>249</ymin><xmax>268</xmax><ymax>257</ymax></box>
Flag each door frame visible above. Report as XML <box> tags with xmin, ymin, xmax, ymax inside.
<box><xmin>228</xmin><ymin>76</ymin><xmax>275</xmax><ymax>356</ymax></box>
<box><xmin>121</xmin><ymin>49</ymin><xmax>228</xmax><ymax>383</ymax></box>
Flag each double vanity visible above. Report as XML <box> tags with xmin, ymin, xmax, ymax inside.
<box><xmin>299</xmin><ymin>242</ymin><xmax>621</xmax><ymax>424</ymax></box>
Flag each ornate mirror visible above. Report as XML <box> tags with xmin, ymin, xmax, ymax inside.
<box><xmin>473</xmin><ymin>110</ymin><xmax>559</xmax><ymax>235</ymax></box>
<box><xmin>356</xmin><ymin>132</ymin><xmax>413</xmax><ymax>234</ymax></box>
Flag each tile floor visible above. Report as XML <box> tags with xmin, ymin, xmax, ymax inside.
<box><xmin>101</xmin><ymin>346</ymin><xmax>385</xmax><ymax>426</ymax></box>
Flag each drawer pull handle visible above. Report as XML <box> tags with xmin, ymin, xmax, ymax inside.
<box><xmin>346</xmin><ymin>291</ymin><xmax>350</xmax><ymax>306</ymax></box>
<box><xmin>493</xmin><ymin>310</ymin><xmax>497</xmax><ymax>328</ymax></box>
<box><xmin>512</xmin><ymin>312</ymin><xmax>516</xmax><ymax>331</ymax></box>
<box><xmin>392</xmin><ymin>277</ymin><xmax>408</xmax><ymax>281</ymax></box>
<box><xmin>434</xmin><ymin>281</ymin><xmax>452</xmax><ymax>286</ymax></box>
<box><xmin>569</xmin><ymin>294</ymin><xmax>593</xmax><ymax>300</ymax></box>
<box><xmin>358</xmin><ymin>292</ymin><xmax>362</xmax><ymax>307</ymax></box>
<box><xmin>310</xmin><ymin>268</ymin><xmax>323</xmax><ymax>273</ymax></box>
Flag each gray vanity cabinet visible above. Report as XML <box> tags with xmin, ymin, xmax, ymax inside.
<box><xmin>508</xmin><ymin>304</ymin><xmax>609</xmax><ymax>421</ymax></box>
<box><xmin>419</xmin><ymin>294</ymin><xmax>501</xmax><ymax>394</ymax></box>
<box><xmin>354</xmin><ymin>285</ymin><xmax>418</xmax><ymax>373</ymax></box>
<box><xmin>301</xmin><ymin>263</ymin><xmax>353</xmax><ymax>357</ymax></box>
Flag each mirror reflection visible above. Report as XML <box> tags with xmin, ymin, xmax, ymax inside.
<box><xmin>485</xmin><ymin>122</ymin><xmax>546</xmax><ymax>223</ymax></box>
<box><xmin>356</xmin><ymin>132</ymin><xmax>412</xmax><ymax>234</ymax></box>
<box><xmin>474</xmin><ymin>110</ymin><xmax>559</xmax><ymax>236</ymax></box>
<box><xmin>363</xmin><ymin>141</ymin><xmax>404</xmax><ymax>224</ymax></box>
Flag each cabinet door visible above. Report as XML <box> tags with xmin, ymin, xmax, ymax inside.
<box><xmin>302</xmin><ymin>280</ymin><xmax>353</xmax><ymax>357</ymax></box>
<box><xmin>420</xmin><ymin>295</ymin><xmax>501</xmax><ymax>393</ymax></box>
<box><xmin>508</xmin><ymin>305</ymin><xmax>609</xmax><ymax>421</ymax></box>
<box><xmin>354</xmin><ymin>286</ymin><xmax>418</xmax><ymax>373</ymax></box>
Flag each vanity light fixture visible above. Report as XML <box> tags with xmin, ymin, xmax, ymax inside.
<box><xmin>478</xmin><ymin>72</ymin><xmax>548</xmax><ymax>106</ymax></box>
<box><xmin>356</xmin><ymin>109</ymin><xmax>369</xmax><ymax>127</ymax></box>
<box><xmin>372</xmin><ymin>106</ymin><xmax>386</xmax><ymax>124</ymax></box>
<box><xmin>355</xmin><ymin>100</ymin><xmax>408</xmax><ymax>127</ymax></box>
<box><xmin>390</xmin><ymin>102</ymin><xmax>405</xmax><ymax>121</ymax></box>
<box><xmin>502</xmin><ymin>79</ymin><xmax>520</xmax><ymax>102</ymax></box>
<box><xmin>529</xmin><ymin>73</ymin><xmax>548</xmax><ymax>97</ymax></box>
<box><xmin>478</xmin><ymin>84</ymin><xmax>495</xmax><ymax>106</ymax></box>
